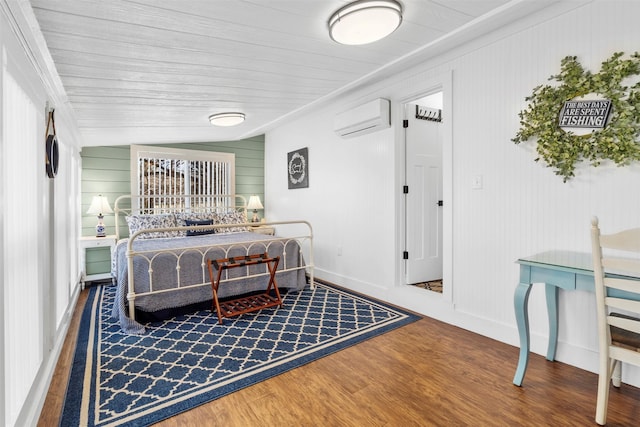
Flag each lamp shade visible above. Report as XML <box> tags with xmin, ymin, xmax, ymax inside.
<box><xmin>87</xmin><ymin>195</ymin><xmax>113</xmax><ymax>215</ymax></box>
<box><xmin>247</xmin><ymin>195</ymin><xmax>264</xmax><ymax>210</ymax></box>
<box><xmin>328</xmin><ymin>0</ymin><xmax>403</xmax><ymax>45</ymax></box>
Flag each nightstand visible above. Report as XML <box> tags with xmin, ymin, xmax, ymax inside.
<box><xmin>79</xmin><ymin>235</ymin><xmax>116</xmax><ymax>289</ymax></box>
<box><xmin>250</xmin><ymin>225</ymin><xmax>275</xmax><ymax>236</ymax></box>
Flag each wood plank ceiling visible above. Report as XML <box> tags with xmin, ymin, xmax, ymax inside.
<box><xmin>26</xmin><ymin>0</ymin><xmax>540</xmax><ymax>146</ymax></box>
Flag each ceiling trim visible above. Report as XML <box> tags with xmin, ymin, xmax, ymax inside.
<box><xmin>241</xmin><ymin>0</ymin><xmax>587</xmax><ymax>139</ymax></box>
<box><xmin>2</xmin><ymin>0</ymin><xmax>83</xmax><ymax>148</ymax></box>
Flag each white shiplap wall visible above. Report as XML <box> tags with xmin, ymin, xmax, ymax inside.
<box><xmin>265</xmin><ymin>1</ymin><xmax>640</xmax><ymax>385</ymax></box>
<box><xmin>2</xmin><ymin>68</ymin><xmax>43</xmax><ymax>427</ymax></box>
<box><xmin>1</xmin><ymin>4</ymin><xmax>83</xmax><ymax>425</ymax></box>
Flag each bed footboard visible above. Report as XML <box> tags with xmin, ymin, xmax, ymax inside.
<box><xmin>114</xmin><ymin>219</ymin><xmax>313</xmax><ymax>333</ymax></box>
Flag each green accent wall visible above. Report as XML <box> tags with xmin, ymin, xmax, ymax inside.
<box><xmin>80</xmin><ymin>136</ymin><xmax>265</xmax><ymax>275</ymax></box>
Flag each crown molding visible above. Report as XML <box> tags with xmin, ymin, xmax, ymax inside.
<box><xmin>1</xmin><ymin>0</ymin><xmax>83</xmax><ymax>148</ymax></box>
<box><xmin>242</xmin><ymin>0</ymin><xmax>590</xmax><ymax>139</ymax></box>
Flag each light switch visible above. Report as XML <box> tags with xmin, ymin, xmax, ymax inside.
<box><xmin>472</xmin><ymin>175</ymin><xmax>483</xmax><ymax>189</ymax></box>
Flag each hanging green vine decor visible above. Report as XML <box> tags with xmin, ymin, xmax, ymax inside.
<box><xmin>512</xmin><ymin>52</ymin><xmax>640</xmax><ymax>182</ymax></box>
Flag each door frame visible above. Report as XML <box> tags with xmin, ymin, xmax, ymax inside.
<box><xmin>395</xmin><ymin>71</ymin><xmax>453</xmax><ymax>303</ymax></box>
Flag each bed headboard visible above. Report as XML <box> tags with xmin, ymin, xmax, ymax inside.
<box><xmin>114</xmin><ymin>194</ymin><xmax>247</xmax><ymax>240</ymax></box>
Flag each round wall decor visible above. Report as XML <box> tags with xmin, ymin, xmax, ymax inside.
<box><xmin>46</xmin><ymin>133</ymin><xmax>59</xmax><ymax>178</ymax></box>
<box><xmin>512</xmin><ymin>52</ymin><xmax>640</xmax><ymax>182</ymax></box>
<box><xmin>45</xmin><ymin>109</ymin><xmax>59</xmax><ymax>178</ymax></box>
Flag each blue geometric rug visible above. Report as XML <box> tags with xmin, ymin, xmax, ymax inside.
<box><xmin>60</xmin><ymin>282</ymin><xmax>419</xmax><ymax>426</ymax></box>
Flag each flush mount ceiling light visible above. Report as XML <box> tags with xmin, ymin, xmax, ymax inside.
<box><xmin>328</xmin><ymin>0</ymin><xmax>403</xmax><ymax>45</ymax></box>
<box><xmin>208</xmin><ymin>112</ymin><xmax>245</xmax><ymax>127</ymax></box>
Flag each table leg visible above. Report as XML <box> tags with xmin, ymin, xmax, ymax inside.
<box><xmin>513</xmin><ymin>281</ymin><xmax>533</xmax><ymax>386</ymax></box>
<box><xmin>545</xmin><ymin>283</ymin><xmax>559</xmax><ymax>361</ymax></box>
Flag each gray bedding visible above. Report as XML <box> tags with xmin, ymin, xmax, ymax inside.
<box><xmin>111</xmin><ymin>231</ymin><xmax>306</xmax><ymax>334</ymax></box>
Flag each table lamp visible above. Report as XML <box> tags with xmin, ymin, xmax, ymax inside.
<box><xmin>87</xmin><ymin>195</ymin><xmax>113</xmax><ymax>237</ymax></box>
<box><xmin>246</xmin><ymin>195</ymin><xmax>264</xmax><ymax>223</ymax></box>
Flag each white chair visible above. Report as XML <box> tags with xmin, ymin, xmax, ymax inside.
<box><xmin>590</xmin><ymin>217</ymin><xmax>640</xmax><ymax>425</ymax></box>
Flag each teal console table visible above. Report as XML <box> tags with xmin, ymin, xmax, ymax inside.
<box><xmin>513</xmin><ymin>251</ymin><xmax>595</xmax><ymax>386</ymax></box>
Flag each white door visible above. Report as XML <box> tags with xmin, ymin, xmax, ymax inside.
<box><xmin>405</xmin><ymin>103</ymin><xmax>443</xmax><ymax>284</ymax></box>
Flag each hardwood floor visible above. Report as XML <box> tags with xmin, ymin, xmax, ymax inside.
<box><xmin>38</xmin><ymin>287</ymin><xmax>640</xmax><ymax>426</ymax></box>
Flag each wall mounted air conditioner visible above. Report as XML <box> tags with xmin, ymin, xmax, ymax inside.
<box><xmin>334</xmin><ymin>98</ymin><xmax>391</xmax><ymax>138</ymax></box>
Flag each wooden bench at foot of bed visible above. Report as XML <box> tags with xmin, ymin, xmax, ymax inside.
<box><xmin>207</xmin><ymin>253</ymin><xmax>283</xmax><ymax>324</ymax></box>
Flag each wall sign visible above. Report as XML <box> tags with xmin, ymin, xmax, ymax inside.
<box><xmin>287</xmin><ymin>147</ymin><xmax>308</xmax><ymax>189</ymax></box>
<box><xmin>558</xmin><ymin>98</ymin><xmax>612</xmax><ymax>132</ymax></box>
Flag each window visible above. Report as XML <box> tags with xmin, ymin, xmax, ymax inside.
<box><xmin>130</xmin><ymin>145</ymin><xmax>235</xmax><ymax>211</ymax></box>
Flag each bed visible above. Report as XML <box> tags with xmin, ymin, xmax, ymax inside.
<box><xmin>111</xmin><ymin>194</ymin><xmax>314</xmax><ymax>334</ymax></box>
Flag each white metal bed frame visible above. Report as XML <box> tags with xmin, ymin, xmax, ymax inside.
<box><xmin>113</xmin><ymin>194</ymin><xmax>314</xmax><ymax>321</ymax></box>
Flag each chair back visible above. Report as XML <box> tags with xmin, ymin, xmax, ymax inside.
<box><xmin>591</xmin><ymin>217</ymin><xmax>640</xmax><ymax>351</ymax></box>
<box><xmin>590</xmin><ymin>217</ymin><xmax>640</xmax><ymax>424</ymax></box>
